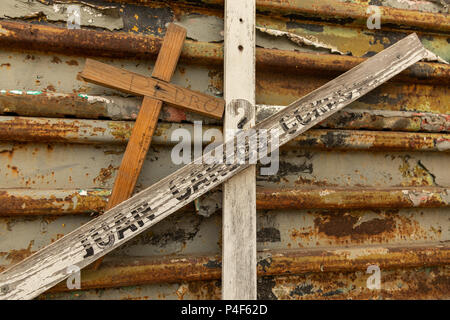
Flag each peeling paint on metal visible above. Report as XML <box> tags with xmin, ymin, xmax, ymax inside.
<box><xmin>256</xmin><ymin>26</ymin><xmax>346</xmax><ymax>55</ymax></box>
<box><xmin>1</xmin><ymin>0</ymin><xmax>123</xmax><ymax>31</ymax></box>
<box><xmin>175</xmin><ymin>14</ymin><xmax>224</xmax><ymax>42</ymax></box>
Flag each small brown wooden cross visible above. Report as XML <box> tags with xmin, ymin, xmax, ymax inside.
<box><xmin>80</xmin><ymin>23</ymin><xmax>224</xmax><ymax>269</ymax></box>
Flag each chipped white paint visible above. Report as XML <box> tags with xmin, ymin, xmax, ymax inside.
<box><xmin>436</xmin><ymin>139</ymin><xmax>450</xmax><ymax>151</ymax></box>
<box><xmin>333</xmin><ymin>247</ymin><xmax>389</xmax><ymax>260</ymax></box>
<box><xmin>52</xmin><ymin>4</ymin><xmax>60</xmax><ymax>13</ymax></box>
<box><xmin>319</xmin><ymin>190</ymin><xmax>334</xmax><ymax>197</ymax></box>
<box><xmin>353</xmin><ymin>212</ymin><xmax>384</xmax><ymax>228</ymax></box>
<box><xmin>0</xmin><ymin>33</ymin><xmax>432</xmax><ymax>300</ymax></box>
<box><xmin>404</xmin><ymin>189</ymin><xmax>435</xmax><ymax>206</ymax></box>
<box><xmin>382</xmin><ymin>0</ymin><xmax>449</xmax><ymax>13</ymax></box>
<box><xmin>256</xmin><ymin>26</ymin><xmax>346</xmax><ymax>55</ymax></box>
<box><xmin>78</xmin><ymin>93</ymin><xmax>113</xmax><ymax>104</ymax></box>
<box><xmin>222</xmin><ymin>0</ymin><xmax>257</xmax><ymax>300</ymax></box>
<box><xmin>422</xmin><ymin>49</ymin><xmax>449</xmax><ymax>64</ymax></box>
<box><xmin>173</xmin><ymin>14</ymin><xmax>346</xmax><ymax>54</ymax></box>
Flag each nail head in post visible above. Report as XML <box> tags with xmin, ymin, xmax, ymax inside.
<box><xmin>1</xmin><ymin>284</ymin><xmax>9</xmax><ymax>294</ymax></box>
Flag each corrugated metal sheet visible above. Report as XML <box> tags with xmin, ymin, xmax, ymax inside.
<box><xmin>0</xmin><ymin>0</ymin><xmax>448</xmax><ymax>299</ymax></box>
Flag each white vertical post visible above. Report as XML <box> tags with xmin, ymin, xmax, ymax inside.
<box><xmin>222</xmin><ymin>0</ymin><xmax>257</xmax><ymax>300</ymax></box>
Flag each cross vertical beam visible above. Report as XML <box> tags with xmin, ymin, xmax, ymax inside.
<box><xmin>222</xmin><ymin>0</ymin><xmax>257</xmax><ymax>299</ymax></box>
<box><xmin>105</xmin><ymin>24</ymin><xmax>186</xmax><ymax>208</ymax></box>
<box><xmin>91</xmin><ymin>23</ymin><xmax>186</xmax><ymax>269</ymax></box>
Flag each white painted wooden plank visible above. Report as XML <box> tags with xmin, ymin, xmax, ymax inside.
<box><xmin>0</xmin><ymin>33</ymin><xmax>429</xmax><ymax>300</ymax></box>
<box><xmin>222</xmin><ymin>0</ymin><xmax>257</xmax><ymax>300</ymax></box>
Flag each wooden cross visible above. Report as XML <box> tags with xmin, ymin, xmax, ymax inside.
<box><xmin>80</xmin><ymin>23</ymin><xmax>224</xmax><ymax>269</ymax></box>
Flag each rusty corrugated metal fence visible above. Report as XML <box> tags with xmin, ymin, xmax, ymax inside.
<box><xmin>0</xmin><ymin>0</ymin><xmax>448</xmax><ymax>299</ymax></box>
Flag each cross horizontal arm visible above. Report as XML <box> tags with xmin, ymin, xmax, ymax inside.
<box><xmin>80</xmin><ymin>59</ymin><xmax>224</xmax><ymax>119</ymax></box>
<box><xmin>0</xmin><ymin>33</ymin><xmax>429</xmax><ymax>300</ymax></box>
<box><xmin>89</xmin><ymin>23</ymin><xmax>187</xmax><ymax>271</ymax></box>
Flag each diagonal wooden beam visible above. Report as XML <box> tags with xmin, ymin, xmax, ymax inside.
<box><xmin>80</xmin><ymin>59</ymin><xmax>224</xmax><ymax>119</ymax></box>
<box><xmin>0</xmin><ymin>33</ymin><xmax>431</xmax><ymax>300</ymax></box>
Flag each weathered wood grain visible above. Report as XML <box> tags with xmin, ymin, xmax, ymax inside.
<box><xmin>104</xmin><ymin>97</ymin><xmax>162</xmax><ymax>209</ymax></box>
<box><xmin>222</xmin><ymin>0</ymin><xmax>257</xmax><ymax>300</ymax></box>
<box><xmin>151</xmin><ymin>24</ymin><xmax>187</xmax><ymax>82</ymax></box>
<box><xmin>0</xmin><ymin>33</ymin><xmax>429</xmax><ymax>300</ymax></box>
<box><xmin>105</xmin><ymin>22</ymin><xmax>186</xmax><ymax>214</ymax></box>
<box><xmin>80</xmin><ymin>59</ymin><xmax>224</xmax><ymax>119</ymax></box>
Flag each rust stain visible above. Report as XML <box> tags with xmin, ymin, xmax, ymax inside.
<box><xmin>2</xmin><ymin>241</ymin><xmax>35</xmax><ymax>266</ymax></box>
<box><xmin>6</xmin><ymin>164</ymin><xmax>18</xmax><ymax>176</ymax></box>
<box><xmin>257</xmin><ymin>187</ymin><xmax>450</xmax><ymax>211</ymax></box>
<box><xmin>93</xmin><ymin>165</ymin><xmax>116</xmax><ymax>185</ymax></box>
<box><xmin>42</xmin><ymin>215</ymin><xmax>61</xmax><ymax>225</ymax></box>
<box><xmin>295</xmin><ymin>176</ymin><xmax>337</xmax><ymax>188</ymax></box>
<box><xmin>0</xmin><ymin>20</ymin><xmax>447</xmax><ymax>85</ymax></box>
<box><xmin>45</xmin><ymin>85</ymin><xmax>56</xmax><ymax>92</ymax></box>
<box><xmin>0</xmin><ymin>147</ymin><xmax>14</xmax><ymax>160</ymax></box>
<box><xmin>0</xmin><ymin>190</ymin><xmax>108</xmax><ymax>216</ymax></box>
<box><xmin>51</xmin><ymin>234</ymin><xmax>65</xmax><ymax>243</ymax></box>
<box><xmin>108</xmin><ymin>122</ymin><xmax>133</xmax><ymax>141</ymax></box>
<box><xmin>186</xmin><ymin>280</ymin><xmax>221</xmax><ymax>300</ymax></box>
<box><xmin>267</xmin><ymin>265</ymin><xmax>449</xmax><ymax>300</ymax></box>
<box><xmin>93</xmin><ymin>126</ymin><xmax>106</xmax><ymax>134</ymax></box>
<box><xmin>398</xmin><ymin>156</ymin><xmax>436</xmax><ymax>186</ymax></box>
<box><xmin>0</xmin><ymin>117</ymin><xmax>75</xmax><ymax>143</ymax></box>
<box><xmin>161</xmin><ymin>106</ymin><xmax>187</xmax><ymax>123</ymax></box>
<box><xmin>51</xmin><ymin>56</ymin><xmax>62</xmax><ymax>64</ymax></box>
<box><xmin>65</xmin><ymin>59</ymin><xmax>79</xmax><ymax>66</ymax></box>
<box><xmin>257</xmin><ymin>71</ymin><xmax>449</xmax><ymax>114</ymax></box>
<box><xmin>288</xmin><ymin>210</ymin><xmax>431</xmax><ymax>246</ymax></box>
<box><xmin>0</xmin><ymin>92</ymin><xmax>110</xmax><ymax>119</ymax></box>
<box><xmin>44</xmin><ymin>244</ymin><xmax>449</xmax><ymax>294</ymax></box>
<box><xmin>40</xmin><ymin>265</ymin><xmax>449</xmax><ymax>300</ymax></box>
<box><xmin>313</xmin><ymin>212</ymin><xmax>396</xmax><ymax>240</ymax></box>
